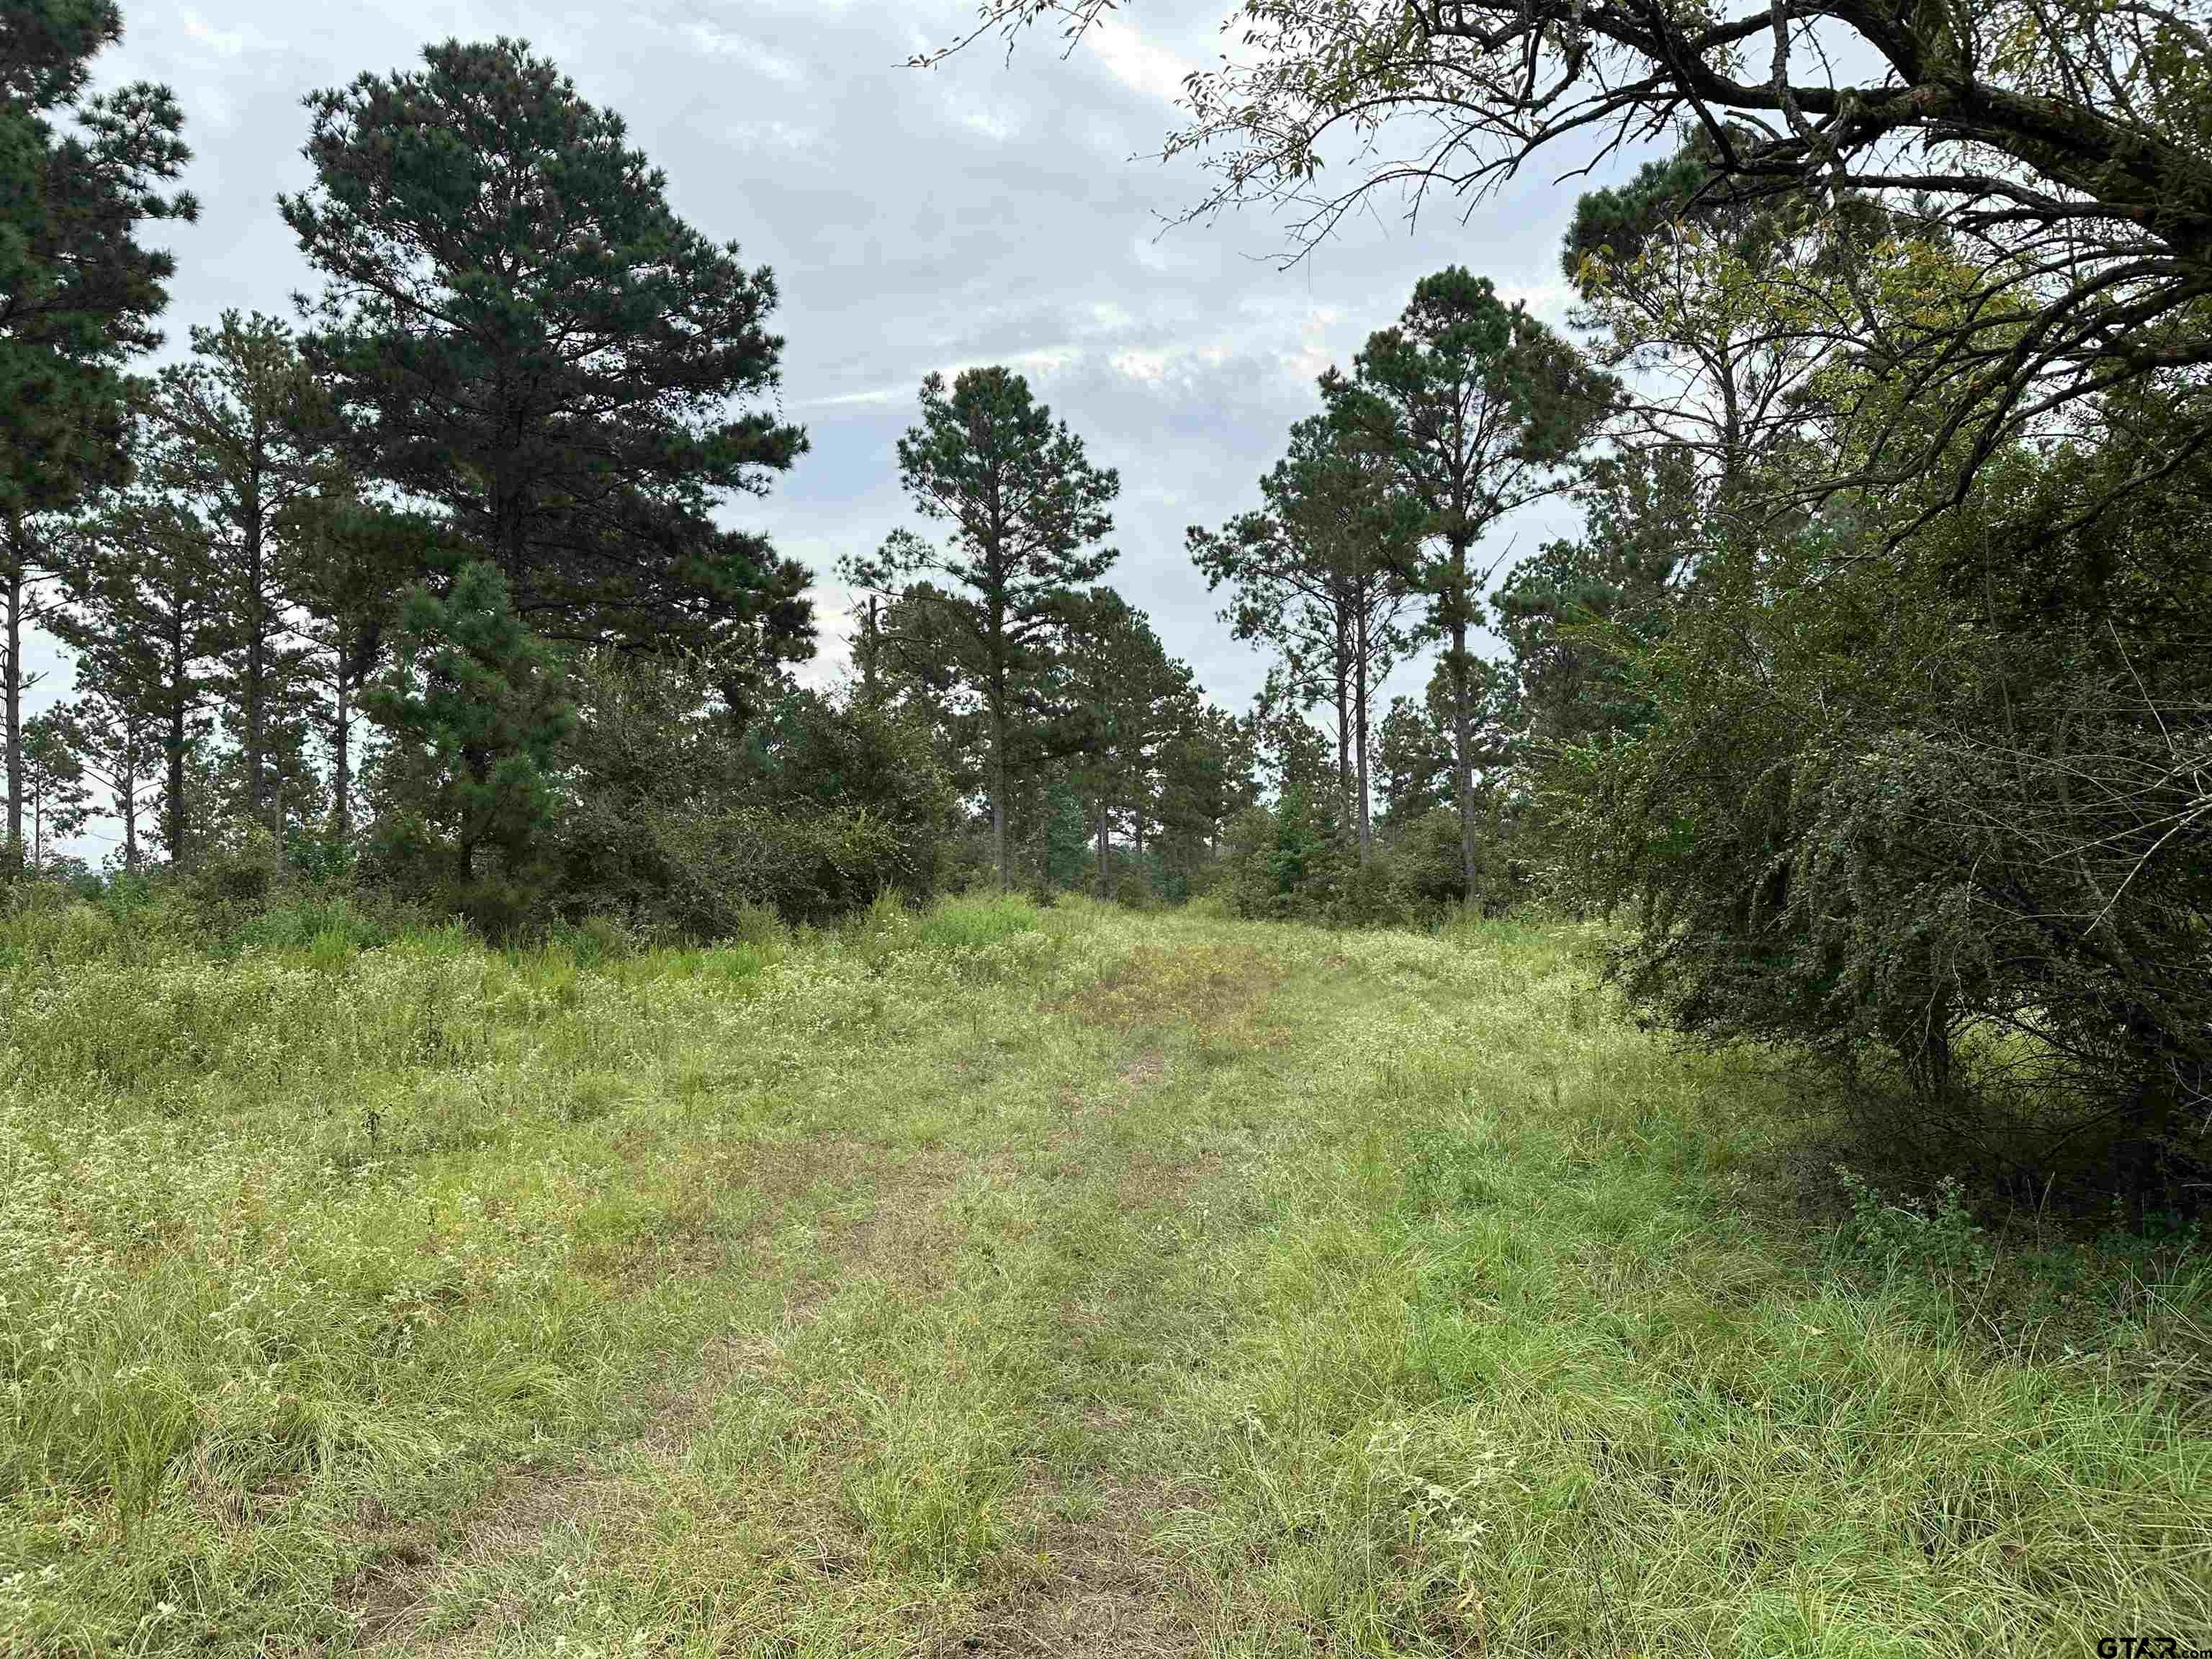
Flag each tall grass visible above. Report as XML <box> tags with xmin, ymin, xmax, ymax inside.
<box><xmin>1</xmin><ymin>893</ymin><xmax>2205</xmax><ymax>1654</ymax></box>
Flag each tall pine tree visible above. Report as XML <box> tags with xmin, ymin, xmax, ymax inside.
<box><xmin>1190</xmin><ymin>410</ymin><xmax>1418</xmax><ymax>863</ymax></box>
<box><xmin>1328</xmin><ymin>269</ymin><xmax>1612</xmax><ymax>894</ymax></box>
<box><xmin>53</xmin><ymin>475</ymin><xmax>223</xmax><ymax>860</ymax></box>
<box><xmin>279</xmin><ymin>37</ymin><xmax>812</xmax><ymax>676</ymax></box>
<box><xmin>144</xmin><ymin>311</ymin><xmax>329</xmax><ymax>830</ymax></box>
<box><xmin>0</xmin><ymin>0</ymin><xmax>194</xmax><ymax>517</ymax></box>
<box><xmin>840</xmin><ymin>367</ymin><xmax>1119</xmax><ymax>885</ymax></box>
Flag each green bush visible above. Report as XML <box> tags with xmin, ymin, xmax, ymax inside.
<box><xmin>550</xmin><ymin>660</ymin><xmax>956</xmax><ymax>935</ymax></box>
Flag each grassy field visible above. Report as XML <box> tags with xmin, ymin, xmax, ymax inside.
<box><xmin>2</xmin><ymin>893</ymin><xmax>2208</xmax><ymax>1656</ymax></box>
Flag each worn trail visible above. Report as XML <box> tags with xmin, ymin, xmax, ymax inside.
<box><xmin>348</xmin><ymin>930</ymin><xmax>1307</xmax><ymax>1656</ymax></box>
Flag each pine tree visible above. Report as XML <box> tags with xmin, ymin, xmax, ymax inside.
<box><xmin>1155</xmin><ymin>700</ymin><xmax>1255</xmax><ymax>886</ymax></box>
<box><xmin>143</xmin><ymin>312</ymin><xmax>329</xmax><ymax>830</ymax></box>
<box><xmin>281</xmin><ymin>37</ymin><xmax>811</xmax><ymax>671</ymax></box>
<box><xmin>1328</xmin><ymin>269</ymin><xmax>1613</xmax><ymax>894</ymax></box>
<box><xmin>363</xmin><ymin>559</ymin><xmax>575</xmax><ymax>930</ymax></box>
<box><xmin>1190</xmin><ymin>411</ymin><xmax>1419</xmax><ymax>863</ymax></box>
<box><xmin>1060</xmin><ymin>588</ymin><xmax>1192</xmax><ymax>896</ymax></box>
<box><xmin>840</xmin><ymin>367</ymin><xmax>1119</xmax><ymax>885</ymax></box>
<box><xmin>51</xmin><ymin>479</ymin><xmax>224</xmax><ymax>860</ymax></box>
<box><xmin>0</xmin><ymin>512</ymin><xmax>72</xmax><ymax>849</ymax></box>
<box><xmin>48</xmin><ymin>687</ymin><xmax>156</xmax><ymax>866</ymax></box>
<box><xmin>288</xmin><ymin>492</ymin><xmax>424</xmax><ymax>837</ymax></box>
<box><xmin>0</xmin><ymin>0</ymin><xmax>194</xmax><ymax>516</ymax></box>
<box><xmin>19</xmin><ymin>706</ymin><xmax>89</xmax><ymax>868</ymax></box>
<box><xmin>1493</xmin><ymin>443</ymin><xmax>1698</xmax><ymax>748</ymax></box>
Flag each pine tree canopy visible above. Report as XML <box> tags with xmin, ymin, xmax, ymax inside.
<box><xmin>279</xmin><ymin>36</ymin><xmax>811</xmax><ymax>665</ymax></box>
<box><xmin>0</xmin><ymin>0</ymin><xmax>194</xmax><ymax>513</ymax></box>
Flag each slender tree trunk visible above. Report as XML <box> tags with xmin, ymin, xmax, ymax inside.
<box><xmin>331</xmin><ymin>679</ymin><xmax>351</xmax><ymax>837</ymax></box>
<box><xmin>1448</xmin><ymin>541</ymin><xmax>1478</xmax><ymax>899</ymax></box>
<box><xmin>1354</xmin><ymin>609</ymin><xmax>1373</xmax><ymax>865</ymax></box>
<box><xmin>1335</xmin><ymin>664</ymin><xmax>1352</xmax><ymax>837</ymax></box>
<box><xmin>1331</xmin><ymin>604</ymin><xmax>1353</xmax><ymax>837</ymax></box>
<box><xmin>860</xmin><ymin>595</ymin><xmax>880</xmax><ymax>703</ymax></box>
<box><xmin>331</xmin><ymin>631</ymin><xmax>352</xmax><ymax>838</ymax></box>
<box><xmin>244</xmin><ymin>464</ymin><xmax>267</xmax><ymax>828</ymax></box>
<box><xmin>166</xmin><ymin>621</ymin><xmax>189</xmax><ymax>863</ymax></box>
<box><xmin>1096</xmin><ymin>798</ymin><xmax>1110</xmax><ymax>898</ymax></box>
<box><xmin>990</xmin><ymin>702</ymin><xmax>1010</xmax><ymax>887</ymax></box>
<box><xmin>4</xmin><ymin>554</ymin><xmax>22</xmax><ymax>853</ymax></box>
<box><xmin>121</xmin><ymin>755</ymin><xmax>139</xmax><ymax>871</ymax></box>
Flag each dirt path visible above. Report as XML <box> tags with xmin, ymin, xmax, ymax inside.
<box><xmin>351</xmin><ymin>1143</ymin><xmax>969</xmax><ymax>1653</ymax></box>
<box><xmin>339</xmin><ymin>933</ymin><xmax>1289</xmax><ymax>1657</ymax></box>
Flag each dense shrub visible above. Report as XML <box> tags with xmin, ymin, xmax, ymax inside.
<box><xmin>550</xmin><ymin>657</ymin><xmax>955</xmax><ymax>934</ymax></box>
<box><xmin>1565</xmin><ymin>433</ymin><xmax>2212</xmax><ymax>1195</ymax></box>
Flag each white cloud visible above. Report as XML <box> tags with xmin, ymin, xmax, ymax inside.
<box><xmin>179</xmin><ymin>9</ymin><xmax>248</xmax><ymax>56</ymax></box>
<box><xmin>683</xmin><ymin>22</ymin><xmax>803</xmax><ymax>82</ymax></box>
<box><xmin>945</xmin><ymin>96</ymin><xmax>1022</xmax><ymax>141</ymax></box>
<box><xmin>802</xmin><ymin>385</ymin><xmax>907</xmax><ymax>409</ymax></box>
<box><xmin>729</xmin><ymin>119</ymin><xmax>819</xmax><ymax>153</ymax></box>
<box><xmin>1085</xmin><ymin>16</ymin><xmax>1189</xmax><ymax>107</ymax></box>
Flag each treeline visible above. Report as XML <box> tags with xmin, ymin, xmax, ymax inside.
<box><xmin>11</xmin><ymin>0</ymin><xmax>2209</xmax><ymax>1190</ymax></box>
<box><xmin>0</xmin><ymin>13</ymin><xmax>1259</xmax><ymax>929</ymax></box>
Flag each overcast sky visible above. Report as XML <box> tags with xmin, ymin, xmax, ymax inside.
<box><xmin>45</xmin><ymin>0</ymin><xmax>1640</xmax><ymax>860</ymax></box>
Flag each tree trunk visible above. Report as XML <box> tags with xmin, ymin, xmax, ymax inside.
<box><xmin>858</xmin><ymin>597</ymin><xmax>876</xmax><ymax>703</ymax></box>
<box><xmin>1096</xmin><ymin>799</ymin><xmax>1110</xmax><ymax>898</ymax></box>
<box><xmin>166</xmin><ymin>617</ymin><xmax>189</xmax><ymax>862</ymax></box>
<box><xmin>1354</xmin><ymin>611</ymin><xmax>1374</xmax><ymax>865</ymax></box>
<box><xmin>245</xmin><ymin>469</ymin><xmax>267</xmax><ymax>829</ymax></box>
<box><xmin>991</xmin><ymin>703</ymin><xmax>1010</xmax><ymax>886</ymax></box>
<box><xmin>4</xmin><ymin>555</ymin><xmax>22</xmax><ymax>854</ymax></box>
<box><xmin>1448</xmin><ymin>543</ymin><xmax>1478</xmax><ymax>901</ymax></box>
<box><xmin>331</xmin><ymin>638</ymin><xmax>352</xmax><ymax>838</ymax></box>
<box><xmin>1335</xmin><ymin>665</ymin><xmax>1353</xmax><ymax>839</ymax></box>
<box><xmin>121</xmin><ymin>755</ymin><xmax>139</xmax><ymax>871</ymax></box>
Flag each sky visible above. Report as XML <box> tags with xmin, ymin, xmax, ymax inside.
<box><xmin>42</xmin><ymin>0</ymin><xmax>1642</xmax><ymax>861</ymax></box>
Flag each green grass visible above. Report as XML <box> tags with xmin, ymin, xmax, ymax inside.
<box><xmin>1</xmin><ymin>897</ymin><xmax>2206</xmax><ymax>1655</ymax></box>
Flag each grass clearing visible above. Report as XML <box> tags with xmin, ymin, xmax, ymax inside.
<box><xmin>2</xmin><ymin>897</ymin><xmax>2207</xmax><ymax>1654</ymax></box>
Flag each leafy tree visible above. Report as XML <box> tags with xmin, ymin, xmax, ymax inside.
<box><xmin>281</xmin><ymin>37</ymin><xmax>813</xmax><ymax>678</ymax></box>
<box><xmin>969</xmin><ymin>0</ymin><xmax>2212</xmax><ymax>521</ymax></box>
<box><xmin>1191</xmin><ymin>410</ymin><xmax>1418</xmax><ymax>861</ymax></box>
<box><xmin>1568</xmin><ymin>413</ymin><xmax>2212</xmax><ymax>1185</ymax></box>
<box><xmin>0</xmin><ymin>0</ymin><xmax>194</xmax><ymax>516</ymax></box>
<box><xmin>143</xmin><ymin>311</ymin><xmax>330</xmax><ymax>829</ymax></box>
<box><xmin>553</xmin><ymin>655</ymin><xmax>953</xmax><ymax>929</ymax></box>
<box><xmin>19</xmin><ymin>705</ymin><xmax>88</xmax><ymax>866</ymax></box>
<box><xmin>840</xmin><ymin>367</ymin><xmax>1120</xmax><ymax>884</ymax></box>
<box><xmin>1328</xmin><ymin>267</ymin><xmax>1612</xmax><ymax>895</ymax></box>
<box><xmin>363</xmin><ymin>559</ymin><xmax>575</xmax><ymax>930</ymax></box>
